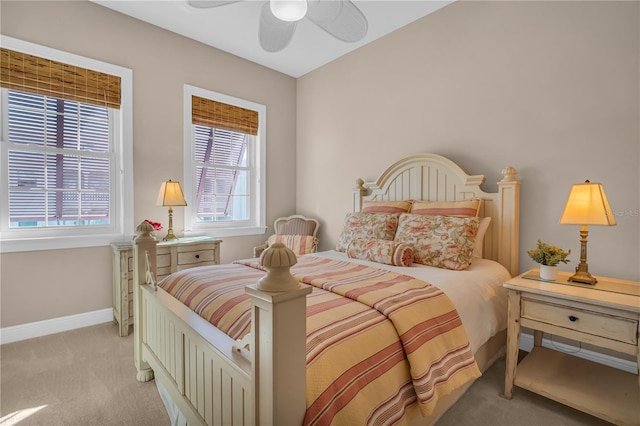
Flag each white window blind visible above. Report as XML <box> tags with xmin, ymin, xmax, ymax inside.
<box><xmin>7</xmin><ymin>90</ymin><xmax>112</xmax><ymax>228</ymax></box>
<box><xmin>194</xmin><ymin>126</ymin><xmax>249</xmax><ymax>222</ymax></box>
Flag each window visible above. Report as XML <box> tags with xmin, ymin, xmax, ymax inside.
<box><xmin>0</xmin><ymin>37</ymin><xmax>133</xmax><ymax>252</ymax></box>
<box><xmin>6</xmin><ymin>91</ymin><xmax>112</xmax><ymax>228</ymax></box>
<box><xmin>183</xmin><ymin>85</ymin><xmax>266</xmax><ymax>237</ymax></box>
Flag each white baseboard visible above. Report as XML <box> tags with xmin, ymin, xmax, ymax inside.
<box><xmin>0</xmin><ymin>308</ymin><xmax>113</xmax><ymax>345</ymax></box>
<box><xmin>2</xmin><ymin>311</ymin><xmax>637</xmax><ymax>376</ymax></box>
<box><xmin>519</xmin><ymin>333</ymin><xmax>638</xmax><ymax>374</ymax></box>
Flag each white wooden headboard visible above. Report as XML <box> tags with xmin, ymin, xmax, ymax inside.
<box><xmin>352</xmin><ymin>153</ymin><xmax>521</xmax><ymax>276</ymax></box>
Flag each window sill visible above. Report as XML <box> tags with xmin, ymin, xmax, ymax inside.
<box><xmin>0</xmin><ymin>232</ymin><xmax>134</xmax><ymax>253</ymax></box>
<box><xmin>183</xmin><ymin>226</ymin><xmax>267</xmax><ymax>239</ymax></box>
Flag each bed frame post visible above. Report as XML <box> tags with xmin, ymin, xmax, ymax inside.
<box><xmin>245</xmin><ymin>244</ymin><xmax>312</xmax><ymax>426</ymax></box>
<box><xmin>353</xmin><ymin>178</ymin><xmax>367</xmax><ymax>212</ymax></box>
<box><xmin>497</xmin><ymin>166</ymin><xmax>520</xmax><ymax>277</ymax></box>
<box><xmin>133</xmin><ymin>221</ymin><xmax>157</xmax><ymax>382</ymax></box>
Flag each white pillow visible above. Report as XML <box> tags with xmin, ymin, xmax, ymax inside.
<box><xmin>473</xmin><ymin>217</ymin><xmax>491</xmax><ymax>258</ymax></box>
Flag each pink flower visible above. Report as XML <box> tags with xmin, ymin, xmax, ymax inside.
<box><xmin>144</xmin><ymin>219</ymin><xmax>163</xmax><ymax>231</ymax></box>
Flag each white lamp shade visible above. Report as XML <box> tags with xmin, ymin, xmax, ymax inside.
<box><xmin>157</xmin><ymin>180</ymin><xmax>187</xmax><ymax>207</ymax></box>
<box><xmin>270</xmin><ymin>0</ymin><xmax>307</xmax><ymax>22</ymax></box>
<box><xmin>559</xmin><ymin>181</ymin><xmax>616</xmax><ymax>226</ymax></box>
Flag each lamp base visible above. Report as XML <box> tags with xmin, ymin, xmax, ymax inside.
<box><xmin>567</xmin><ymin>226</ymin><xmax>597</xmax><ymax>285</ymax></box>
<box><xmin>568</xmin><ymin>265</ymin><xmax>597</xmax><ymax>285</ymax></box>
<box><xmin>163</xmin><ymin>207</ymin><xmax>179</xmax><ymax>241</ymax></box>
<box><xmin>163</xmin><ymin>230</ymin><xmax>178</xmax><ymax>241</ymax></box>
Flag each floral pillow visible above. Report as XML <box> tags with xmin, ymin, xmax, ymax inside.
<box><xmin>347</xmin><ymin>238</ymin><xmax>414</xmax><ymax>267</ymax></box>
<box><xmin>394</xmin><ymin>213</ymin><xmax>480</xmax><ymax>270</ymax></box>
<box><xmin>335</xmin><ymin>212</ymin><xmax>400</xmax><ymax>252</ymax></box>
<box><xmin>267</xmin><ymin>234</ymin><xmax>318</xmax><ymax>255</ymax></box>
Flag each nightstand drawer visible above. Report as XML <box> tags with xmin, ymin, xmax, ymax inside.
<box><xmin>178</xmin><ymin>244</ymin><xmax>216</xmax><ymax>266</ymax></box>
<box><xmin>177</xmin><ymin>248</ymin><xmax>216</xmax><ymax>266</ymax></box>
<box><xmin>521</xmin><ymin>298</ymin><xmax>638</xmax><ymax>345</ymax></box>
<box><xmin>157</xmin><ymin>247</ymin><xmax>172</xmax><ymax>267</ymax></box>
<box><xmin>126</xmin><ymin>247</ymin><xmax>172</xmax><ymax>270</ymax></box>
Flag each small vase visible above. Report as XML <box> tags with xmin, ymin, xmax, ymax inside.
<box><xmin>539</xmin><ymin>264</ymin><xmax>558</xmax><ymax>281</ymax></box>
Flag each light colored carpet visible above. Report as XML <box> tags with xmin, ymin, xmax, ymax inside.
<box><xmin>435</xmin><ymin>356</ymin><xmax>612</xmax><ymax>426</ymax></box>
<box><xmin>1</xmin><ymin>322</ymin><xmax>613</xmax><ymax>425</ymax></box>
<box><xmin>1</xmin><ymin>323</ymin><xmax>168</xmax><ymax>426</ymax></box>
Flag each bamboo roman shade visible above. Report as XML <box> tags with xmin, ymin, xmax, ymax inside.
<box><xmin>0</xmin><ymin>48</ymin><xmax>121</xmax><ymax>109</ymax></box>
<box><xmin>192</xmin><ymin>95</ymin><xmax>259</xmax><ymax>135</ymax></box>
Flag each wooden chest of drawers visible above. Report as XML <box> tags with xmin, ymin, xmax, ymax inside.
<box><xmin>111</xmin><ymin>236</ymin><xmax>221</xmax><ymax>336</ymax></box>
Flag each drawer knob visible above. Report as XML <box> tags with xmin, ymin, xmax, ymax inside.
<box><xmin>568</xmin><ymin>315</ymin><xmax>578</xmax><ymax>322</ymax></box>
<box><xmin>195</xmin><ymin>254</ymin><xmax>200</xmax><ymax>259</ymax></box>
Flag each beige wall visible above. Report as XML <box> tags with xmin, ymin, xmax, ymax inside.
<box><xmin>1</xmin><ymin>0</ymin><xmax>638</xmax><ymax>329</ymax></box>
<box><xmin>0</xmin><ymin>0</ymin><xmax>297</xmax><ymax>327</ymax></box>
<box><xmin>297</xmin><ymin>1</ymin><xmax>639</xmax><ymax>281</ymax></box>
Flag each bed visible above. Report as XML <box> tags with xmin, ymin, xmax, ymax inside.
<box><xmin>132</xmin><ymin>153</ymin><xmax>520</xmax><ymax>426</ymax></box>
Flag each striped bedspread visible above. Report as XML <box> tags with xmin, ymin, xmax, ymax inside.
<box><xmin>158</xmin><ymin>256</ymin><xmax>480</xmax><ymax>425</ymax></box>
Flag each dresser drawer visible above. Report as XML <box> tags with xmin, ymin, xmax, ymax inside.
<box><xmin>156</xmin><ymin>247</ymin><xmax>173</xmax><ymax>278</ymax></box>
<box><xmin>521</xmin><ymin>298</ymin><xmax>638</xmax><ymax>345</ymax></box>
<box><xmin>126</xmin><ymin>247</ymin><xmax>172</xmax><ymax>270</ymax></box>
<box><xmin>177</xmin><ymin>243</ymin><xmax>218</xmax><ymax>266</ymax></box>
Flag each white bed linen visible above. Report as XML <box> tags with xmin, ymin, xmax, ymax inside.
<box><xmin>308</xmin><ymin>250</ymin><xmax>511</xmax><ymax>353</ymax></box>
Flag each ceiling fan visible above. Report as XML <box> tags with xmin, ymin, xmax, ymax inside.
<box><xmin>187</xmin><ymin>0</ymin><xmax>369</xmax><ymax>53</ymax></box>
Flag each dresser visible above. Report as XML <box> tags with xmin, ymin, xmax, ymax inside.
<box><xmin>111</xmin><ymin>236</ymin><xmax>221</xmax><ymax>336</ymax></box>
<box><xmin>503</xmin><ymin>269</ymin><xmax>639</xmax><ymax>425</ymax></box>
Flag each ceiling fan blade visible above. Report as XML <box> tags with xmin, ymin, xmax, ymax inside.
<box><xmin>306</xmin><ymin>0</ymin><xmax>368</xmax><ymax>43</ymax></box>
<box><xmin>306</xmin><ymin>0</ymin><xmax>342</xmax><ymax>22</ymax></box>
<box><xmin>259</xmin><ymin>2</ymin><xmax>297</xmax><ymax>52</ymax></box>
<box><xmin>187</xmin><ymin>0</ymin><xmax>241</xmax><ymax>8</ymax></box>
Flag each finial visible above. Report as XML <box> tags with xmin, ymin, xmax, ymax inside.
<box><xmin>500</xmin><ymin>166</ymin><xmax>518</xmax><ymax>182</ymax></box>
<box><xmin>135</xmin><ymin>220</ymin><xmax>156</xmax><ymax>242</ymax></box>
<box><xmin>354</xmin><ymin>178</ymin><xmax>368</xmax><ymax>196</ymax></box>
<box><xmin>257</xmin><ymin>243</ymin><xmax>300</xmax><ymax>292</ymax></box>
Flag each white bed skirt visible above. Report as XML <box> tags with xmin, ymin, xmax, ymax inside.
<box><xmin>157</xmin><ymin>377</ymin><xmax>188</xmax><ymax>426</ymax></box>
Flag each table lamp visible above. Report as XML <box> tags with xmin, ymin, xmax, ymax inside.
<box><xmin>157</xmin><ymin>180</ymin><xmax>187</xmax><ymax>241</ymax></box>
<box><xmin>559</xmin><ymin>180</ymin><xmax>616</xmax><ymax>284</ymax></box>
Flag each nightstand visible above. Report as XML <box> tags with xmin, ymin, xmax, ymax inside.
<box><xmin>111</xmin><ymin>236</ymin><xmax>221</xmax><ymax>337</ymax></box>
<box><xmin>503</xmin><ymin>269</ymin><xmax>639</xmax><ymax>425</ymax></box>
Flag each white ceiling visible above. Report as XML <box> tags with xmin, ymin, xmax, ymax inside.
<box><xmin>91</xmin><ymin>0</ymin><xmax>453</xmax><ymax>78</ymax></box>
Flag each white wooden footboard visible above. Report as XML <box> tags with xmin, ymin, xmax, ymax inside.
<box><xmin>134</xmin><ymin>222</ymin><xmax>309</xmax><ymax>426</ymax></box>
<box><xmin>140</xmin><ymin>284</ymin><xmax>252</xmax><ymax>425</ymax></box>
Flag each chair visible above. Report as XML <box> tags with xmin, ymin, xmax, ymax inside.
<box><xmin>253</xmin><ymin>215</ymin><xmax>320</xmax><ymax>257</ymax></box>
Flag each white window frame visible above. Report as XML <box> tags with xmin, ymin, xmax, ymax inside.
<box><xmin>183</xmin><ymin>84</ymin><xmax>266</xmax><ymax>238</ymax></box>
<box><xmin>0</xmin><ymin>36</ymin><xmax>133</xmax><ymax>253</ymax></box>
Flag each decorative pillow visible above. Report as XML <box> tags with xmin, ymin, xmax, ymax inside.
<box><xmin>361</xmin><ymin>200</ymin><xmax>413</xmax><ymax>214</ymax></box>
<box><xmin>473</xmin><ymin>217</ymin><xmax>491</xmax><ymax>258</ymax></box>
<box><xmin>410</xmin><ymin>199</ymin><xmax>481</xmax><ymax>217</ymax></box>
<box><xmin>267</xmin><ymin>234</ymin><xmax>318</xmax><ymax>255</ymax></box>
<box><xmin>335</xmin><ymin>212</ymin><xmax>400</xmax><ymax>252</ymax></box>
<box><xmin>394</xmin><ymin>213</ymin><xmax>480</xmax><ymax>271</ymax></box>
<box><xmin>347</xmin><ymin>238</ymin><xmax>414</xmax><ymax>267</ymax></box>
